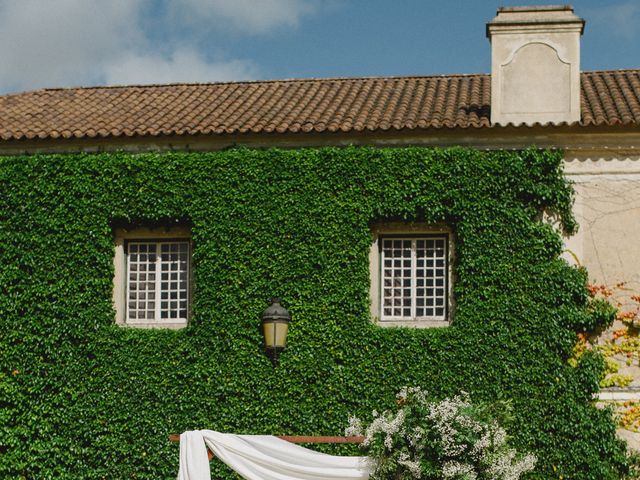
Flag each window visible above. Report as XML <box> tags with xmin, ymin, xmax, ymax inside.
<box><xmin>370</xmin><ymin>224</ymin><xmax>453</xmax><ymax>327</ymax></box>
<box><xmin>113</xmin><ymin>227</ymin><xmax>191</xmax><ymax>329</ymax></box>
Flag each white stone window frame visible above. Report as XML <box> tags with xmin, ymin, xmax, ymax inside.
<box><xmin>113</xmin><ymin>226</ymin><xmax>192</xmax><ymax>329</ymax></box>
<box><xmin>370</xmin><ymin>223</ymin><xmax>454</xmax><ymax>328</ymax></box>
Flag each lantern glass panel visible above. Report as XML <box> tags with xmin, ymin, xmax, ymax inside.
<box><xmin>263</xmin><ymin>321</ymin><xmax>288</xmax><ymax>349</ymax></box>
<box><xmin>263</xmin><ymin>321</ymin><xmax>275</xmax><ymax>348</ymax></box>
<box><xmin>274</xmin><ymin>322</ymin><xmax>288</xmax><ymax>348</ymax></box>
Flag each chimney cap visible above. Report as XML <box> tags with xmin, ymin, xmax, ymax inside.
<box><xmin>487</xmin><ymin>4</ymin><xmax>585</xmax><ymax>37</ymax></box>
<box><xmin>496</xmin><ymin>5</ymin><xmax>574</xmax><ymax>14</ymax></box>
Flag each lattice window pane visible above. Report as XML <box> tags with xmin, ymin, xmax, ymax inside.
<box><xmin>415</xmin><ymin>238</ymin><xmax>447</xmax><ymax>319</ymax></box>
<box><xmin>382</xmin><ymin>239</ymin><xmax>413</xmax><ymax>318</ymax></box>
<box><xmin>381</xmin><ymin>236</ymin><xmax>447</xmax><ymax>321</ymax></box>
<box><xmin>126</xmin><ymin>240</ymin><xmax>189</xmax><ymax>323</ymax></box>
<box><xmin>127</xmin><ymin>242</ymin><xmax>157</xmax><ymax>321</ymax></box>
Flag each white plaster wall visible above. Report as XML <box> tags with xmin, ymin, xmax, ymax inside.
<box><xmin>564</xmin><ymin>155</ymin><xmax>640</xmax><ymax>292</ymax></box>
<box><xmin>500</xmin><ymin>42</ymin><xmax>571</xmax><ymax>115</ymax></box>
<box><xmin>564</xmin><ymin>155</ymin><xmax>640</xmax><ymax>395</ymax></box>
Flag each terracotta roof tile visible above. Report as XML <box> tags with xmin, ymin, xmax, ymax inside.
<box><xmin>580</xmin><ymin>70</ymin><xmax>640</xmax><ymax>126</ymax></box>
<box><xmin>0</xmin><ymin>70</ymin><xmax>638</xmax><ymax>142</ymax></box>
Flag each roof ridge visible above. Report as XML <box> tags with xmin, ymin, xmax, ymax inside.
<box><xmin>582</xmin><ymin>68</ymin><xmax>640</xmax><ymax>75</ymax></box>
<box><xmin>34</xmin><ymin>73</ymin><xmax>491</xmax><ymax>94</ymax></box>
<box><xmin>14</xmin><ymin>68</ymin><xmax>636</xmax><ymax>96</ymax></box>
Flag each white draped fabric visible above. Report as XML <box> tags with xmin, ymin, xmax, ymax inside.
<box><xmin>177</xmin><ymin>430</ymin><xmax>371</xmax><ymax>480</ymax></box>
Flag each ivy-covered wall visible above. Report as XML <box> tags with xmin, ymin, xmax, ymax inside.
<box><xmin>0</xmin><ymin>147</ymin><xmax>630</xmax><ymax>479</ymax></box>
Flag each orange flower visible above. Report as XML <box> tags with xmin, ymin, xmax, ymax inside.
<box><xmin>613</xmin><ymin>329</ymin><xmax>628</xmax><ymax>340</ymax></box>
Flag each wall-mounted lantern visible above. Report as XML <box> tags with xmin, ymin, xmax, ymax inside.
<box><xmin>261</xmin><ymin>298</ymin><xmax>291</xmax><ymax>367</ymax></box>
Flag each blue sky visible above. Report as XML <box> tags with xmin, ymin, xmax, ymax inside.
<box><xmin>0</xmin><ymin>0</ymin><xmax>637</xmax><ymax>94</ymax></box>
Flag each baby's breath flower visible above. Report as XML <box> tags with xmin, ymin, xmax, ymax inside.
<box><xmin>442</xmin><ymin>461</ymin><xmax>477</xmax><ymax>480</ymax></box>
<box><xmin>398</xmin><ymin>453</ymin><xmax>423</xmax><ymax>479</ymax></box>
<box><xmin>345</xmin><ymin>416</ymin><xmax>363</xmax><ymax>437</ymax></box>
<box><xmin>351</xmin><ymin>387</ymin><xmax>536</xmax><ymax>480</ymax></box>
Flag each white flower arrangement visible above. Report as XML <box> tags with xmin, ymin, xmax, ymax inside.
<box><xmin>346</xmin><ymin>387</ymin><xmax>536</xmax><ymax>480</ymax></box>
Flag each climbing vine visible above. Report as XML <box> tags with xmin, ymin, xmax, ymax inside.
<box><xmin>572</xmin><ymin>283</ymin><xmax>640</xmax><ymax>389</ymax></box>
<box><xmin>0</xmin><ymin>147</ymin><xmax>632</xmax><ymax>479</ymax></box>
<box><xmin>568</xmin><ymin>281</ymin><xmax>640</xmax><ymax>449</ymax></box>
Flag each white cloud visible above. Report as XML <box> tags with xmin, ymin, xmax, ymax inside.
<box><xmin>102</xmin><ymin>48</ymin><xmax>258</xmax><ymax>85</ymax></box>
<box><xmin>169</xmin><ymin>0</ymin><xmax>316</xmax><ymax>34</ymax></box>
<box><xmin>0</xmin><ymin>0</ymin><xmax>145</xmax><ymax>91</ymax></box>
<box><xmin>0</xmin><ymin>0</ymin><xmax>318</xmax><ymax>93</ymax></box>
<box><xmin>587</xmin><ymin>2</ymin><xmax>640</xmax><ymax>40</ymax></box>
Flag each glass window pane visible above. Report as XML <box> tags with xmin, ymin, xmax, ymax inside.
<box><xmin>126</xmin><ymin>239</ymin><xmax>190</xmax><ymax>324</ymax></box>
<box><xmin>380</xmin><ymin>235</ymin><xmax>447</xmax><ymax>322</ymax></box>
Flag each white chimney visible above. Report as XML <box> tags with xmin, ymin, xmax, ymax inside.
<box><xmin>487</xmin><ymin>5</ymin><xmax>585</xmax><ymax>126</ymax></box>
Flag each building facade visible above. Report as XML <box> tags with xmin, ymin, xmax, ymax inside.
<box><xmin>2</xmin><ymin>5</ymin><xmax>640</xmax><ymax>478</ymax></box>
